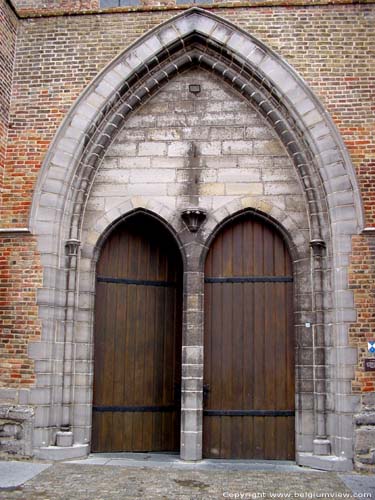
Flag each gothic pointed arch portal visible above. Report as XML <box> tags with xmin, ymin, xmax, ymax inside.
<box><xmin>29</xmin><ymin>8</ymin><xmax>362</xmax><ymax>470</ymax></box>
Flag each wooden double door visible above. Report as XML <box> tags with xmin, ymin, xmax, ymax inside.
<box><xmin>92</xmin><ymin>212</ymin><xmax>294</xmax><ymax>458</ymax></box>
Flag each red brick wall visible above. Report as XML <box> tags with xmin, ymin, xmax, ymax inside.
<box><xmin>2</xmin><ymin>4</ymin><xmax>374</xmax><ymax>228</ymax></box>
<box><xmin>2</xmin><ymin>10</ymin><xmax>171</xmax><ymax>228</ymax></box>
<box><xmin>0</xmin><ymin>3</ymin><xmax>374</xmax><ymax>391</ymax></box>
<box><xmin>350</xmin><ymin>235</ymin><xmax>375</xmax><ymax>393</ymax></box>
<box><xmin>0</xmin><ymin>0</ymin><xmax>18</xmax><ymax>209</ymax></box>
<box><xmin>12</xmin><ymin>0</ymin><xmax>99</xmax><ymax>16</ymax></box>
<box><xmin>0</xmin><ymin>235</ymin><xmax>41</xmax><ymax>388</ymax></box>
<box><xmin>9</xmin><ymin>0</ymin><xmax>374</xmax><ymax>17</ymax></box>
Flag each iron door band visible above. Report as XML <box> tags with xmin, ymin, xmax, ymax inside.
<box><xmin>203</xmin><ymin>410</ymin><xmax>295</xmax><ymax>417</ymax></box>
<box><xmin>97</xmin><ymin>276</ymin><xmax>176</xmax><ymax>287</ymax></box>
<box><xmin>204</xmin><ymin>276</ymin><xmax>293</xmax><ymax>283</ymax></box>
<box><xmin>93</xmin><ymin>408</ymin><xmax>293</xmax><ymax>415</ymax></box>
<box><xmin>93</xmin><ymin>405</ymin><xmax>177</xmax><ymax>412</ymax></box>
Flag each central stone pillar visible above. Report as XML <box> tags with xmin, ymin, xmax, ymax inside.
<box><xmin>180</xmin><ymin>227</ymin><xmax>206</xmax><ymax>460</ymax></box>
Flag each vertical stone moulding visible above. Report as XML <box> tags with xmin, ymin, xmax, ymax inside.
<box><xmin>61</xmin><ymin>239</ymin><xmax>81</xmax><ymax>447</ymax></box>
<box><xmin>310</xmin><ymin>238</ymin><xmax>331</xmax><ymax>457</ymax></box>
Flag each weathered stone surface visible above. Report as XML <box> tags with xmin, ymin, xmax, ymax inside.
<box><xmin>354</xmin><ymin>427</ymin><xmax>375</xmax><ymax>454</ymax></box>
<box><xmin>354</xmin><ymin>394</ymin><xmax>375</xmax><ymax>471</ymax></box>
<box><xmin>87</xmin><ymin>70</ymin><xmax>303</xmax><ymax>230</ymax></box>
<box><xmin>0</xmin><ymin>406</ymin><xmax>34</xmax><ymax>457</ymax></box>
<box><xmin>355</xmin><ymin>412</ymin><xmax>375</xmax><ymax>426</ymax></box>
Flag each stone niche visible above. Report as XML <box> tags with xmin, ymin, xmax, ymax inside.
<box><xmin>0</xmin><ymin>406</ymin><xmax>34</xmax><ymax>457</ymax></box>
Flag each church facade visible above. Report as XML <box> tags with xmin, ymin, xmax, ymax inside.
<box><xmin>0</xmin><ymin>0</ymin><xmax>374</xmax><ymax>471</ymax></box>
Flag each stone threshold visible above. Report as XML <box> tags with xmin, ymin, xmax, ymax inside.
<box><xmin>63</xmin><ymin>452</ymin><xmax>321</xmax><ymax>472</ymax></box>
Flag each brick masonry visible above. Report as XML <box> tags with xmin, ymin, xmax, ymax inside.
<box><xmin>2</xmin><ymin>5</ymin><xmax>374</xmax><ymax>228</ymax></box>
<box><xmin>0</xmin><ymin>1</ymin><xmax>374</xmax><ymax>470</ymax></box>
<box><xmin>0</xmin><ymin>235</ymin><xmax>42</xmax><ymax>388</ymax></box>
<box><xmin>350</xmin><ymin>235</ymin><xmax>375</xmax><ymax>394</ymax></box>
<box><xmin>9</xmin><ymin>0</ymin><xmax>375</xmax><ymax>17</ymax></box>
<box><xmin>0</xmin><ymin>0</ymin><xmax>17</xmax><ymax>206</ymax></box>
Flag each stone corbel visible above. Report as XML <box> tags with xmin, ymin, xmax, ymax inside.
<box><xmin>65</xmin><ymin>238</ymin><xmax>81</xmax><ymax>258</ymax></box>
<box><xmin>181</xmin><ymin>208</ymin><xmax>207</xmax><ymax>233</ymax></box>
<box><xmin>310</xmin><ymin>239</ymin><xmax>326</xmax><ymax>256</ymax></box>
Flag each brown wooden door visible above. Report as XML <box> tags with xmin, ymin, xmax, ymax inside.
<box><xmin>92</xmin><ymin>213</ymin><xmax>182</xmax><ymax>452</ymax></box>
<box><xmin>203</xmin><ymin>214</ymin><xmax>294</xmax><ymax>459</ymax></box>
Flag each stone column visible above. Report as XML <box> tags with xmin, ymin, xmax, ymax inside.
<box><xmin>58</xmin><ymin>238</ymin><xmax>81</xmax><ymax>448</ymax></box>
<box><xmin>310</xmin><ymin>239</ymin><xmax>331</xmax><ymax>456</ymax></box>
<box><xmin>180</xmin><ymin>268</ymin><xmax>204</xmax><ymax>461</ymax></box>
<box><xmin>179</xmin><ymin>210</ymin><xmax>206</xmax><ymax>461</ymax></box>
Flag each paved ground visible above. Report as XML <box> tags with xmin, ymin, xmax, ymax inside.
<box><xmin>0</xmin><ymin>461</ymin><xmax>50</xmax><ymax>489</ymax></box>
<box><xmin>0</xmin><ymin>454</ymin><xmax>373</xmax><ymax>500</ymax></box>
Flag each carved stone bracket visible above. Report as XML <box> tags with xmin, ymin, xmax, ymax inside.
<box><xmin>65</xmin><ymin>239</ymin><xmax>81</xmax><ymax>257</ymax></box>
<box><xmin>181</xmin><ymin>208</ymin><xmax>207</xmax><ymax>233</ymax></box>
<box><xmin>310</xmin><ymin>239</ymin><xmax>326</xmax><ymax>257</ymax></box>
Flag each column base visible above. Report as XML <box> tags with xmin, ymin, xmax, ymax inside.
<box><xmin>34</xmin><ymin>444</ymin><xmax>89</xmax><ymax>461</ymax></box>
<box><xmin>180</xmin><ymin>431</ymin><xmax>202</xmax><ymax>461</ymax></box>
<box><xmin>297</xmin><ymin>452</ymin><xmax>353</xmax><ymax>472</ymax></box>
<box><xmin>313</xmin><ymin>438</ymin><xmax>331</xmax><ymax>456</ymax></box>
<box><xmin>56</xmin><ymin>431</ymin><xmax>73</xmax><ymax>447</ymax></box>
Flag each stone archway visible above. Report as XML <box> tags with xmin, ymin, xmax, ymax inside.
<box><xmin>29</xmin><ymin>8</ymin><xmax>362</xmax><ymax>470</ymax></box>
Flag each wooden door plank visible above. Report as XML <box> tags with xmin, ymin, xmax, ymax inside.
<box><xmin>222</xmin><ymin>283</ymin><xmax>233</xmax><ymax>408</ymax></box>
<box><xmin>232</xmin><ymin>284</ymin><xmax>244</xmax><ymax>409</ymax></box>
<box><xmin>253</xmin><ymin>282</ymin><xmax>265</xmax><ymax>409</ymax></box>
<box><xmin>264</xmin><ymin>416</ymin><xmax>276</xmax><ymax>459</ymax></box>
<box><xmin>243</xmin><ymin>283</ymin><xmax>254</xmax><ymax>411</ymax></box>
<box><xmin>113</xmin><ymin>285</ymin><xmax>126</xmax><ymax>407</ymax></box>
<box><xmin>253</xmin><ymin>416</ymin><xmax>265</xmax><ymax>459</ymax></box>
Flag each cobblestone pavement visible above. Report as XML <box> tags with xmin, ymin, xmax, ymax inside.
<box><xmin>0</xmin><ymin>461</ymin><xmax>364</xmax><ymax>500</ymax></box>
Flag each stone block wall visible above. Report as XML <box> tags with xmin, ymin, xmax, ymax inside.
<box><xmin>88</xmin><ymin>70</ymin><xmax>305</xmax><ymax>220</ymax></box>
